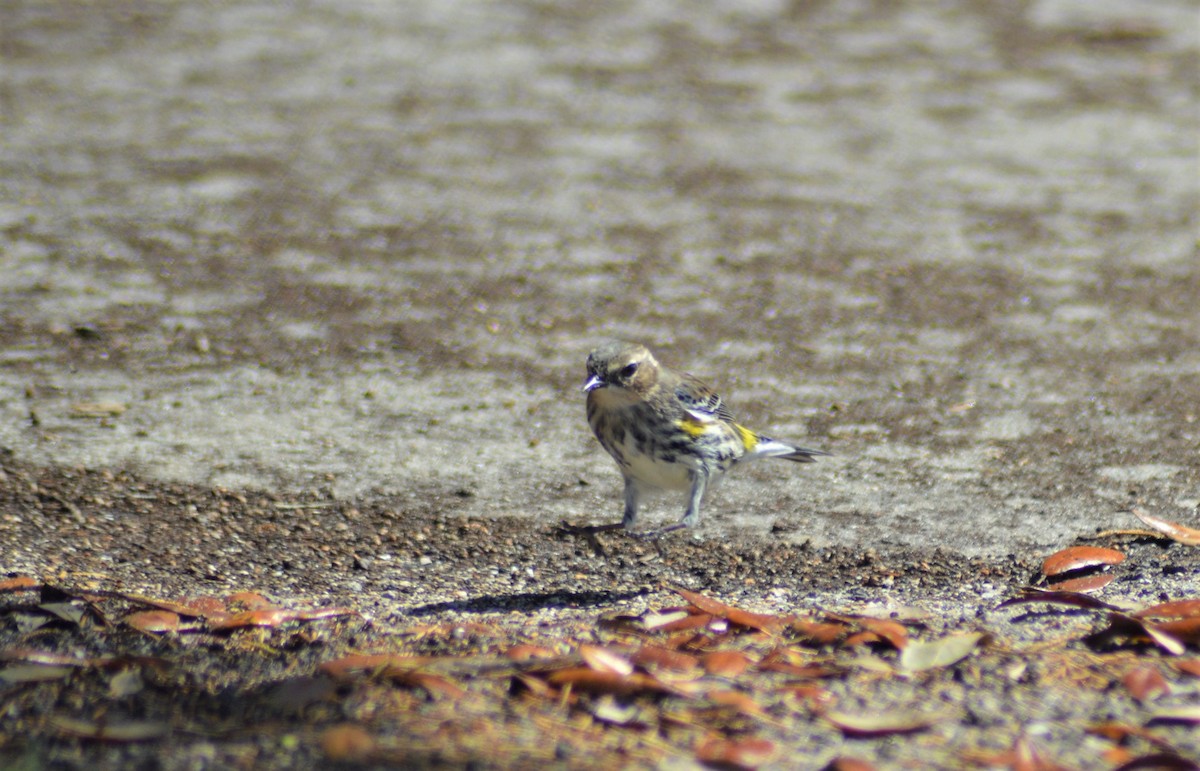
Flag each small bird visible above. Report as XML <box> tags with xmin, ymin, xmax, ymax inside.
<box><xmin>582</xmin><ymin>341</ymin><xmax>828</xmax><ymax>535</ymax></box>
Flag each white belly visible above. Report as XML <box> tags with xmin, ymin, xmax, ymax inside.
<box><xmin>620</xmin><ymin>437</ymin><xmax>698</xmax><ymax>491</ymax></box>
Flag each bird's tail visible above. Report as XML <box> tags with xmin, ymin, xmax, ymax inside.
<box><xmin>750</xmin><ymin>435</ymin><xmax>830</xmax><ymax>463</ymax></box>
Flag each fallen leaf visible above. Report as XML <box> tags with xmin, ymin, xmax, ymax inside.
<box><xmin>1146</xmin><ymin>706</ymin><xmax>1200</xmax><ymax>725</ymax></box>
<box><xmin>671</xmin><ymin>587</ymin><xmax>783</xmax><ymax>633</ymax></box>
<box><xmin>0</xmin><ymin>576</ymin><xmax>39</xmax><ymax>592</ymax></box>
<box><xmin>899</xmin><ymin>632</ymin><xmax>986</xmax><ymax>672</ymax></box>
<box><xmin>108</xmin><ymin>668</ymin><xmax>144</xmax><ymax>698</ymax></box>
<box><xmin>789</xmin><ymin>618</ymin><xmax>849</xmax><ymax>646</ymax></box>
<box><xmin>1130</xmin><ymin>508</ymin><xmax>1200</xmax><ymax>546</ymax></box>
<box><xmin>1134</xmin><ymin>600</ymin><xmax>1200</xmax><ymax>620</ymax></box>
<box><xmin>630</xmin><ymin>645</ymin><xmax>699</xmax><ymax>672</ymax></box>
<box><xmin>702</xmin><ymin>650</ymin><xmax>752</xmax><ymax>677</ymax></box>
<box><xmin>695</xmin><ymin>736</ymin><xmax>776</xmax><ymax>769</ymax></box>
<box><xmin>0</xmin><ymin>665</ymin><xmax>75</xmax><ymax>684</ymax></box>
<box><xmin>1095</xmin><ymin>614</ymin><xmax>1187</xmax><ymax>656</ymax></box>
<box><xmin>547</xmin><ymin>668</ymin><xmax>677</xmax><ymax>697</ymax></box>
<box><xmin>641</xmin><ymin>609</ymin><xmax>692</xmax><ymax>630</ymax></box>
<box><xmin>1110</xmin><ymin>753</ymin><xmax>1200</xmax><ymax>771</ymax></box>
<box><xmin>320</xmin><ymin>724</ymin><xmax>377</xmax><ymax>763</ymax></box>
<box><xmin>1087</xmin><ymin>722</ymin><xmax>1178</xmax><ymax>752</ymax></box>
<box><xmin>49</xmin><ymin>716</ymin><xmax>168</xmax><ymax>742</ymax></box>
<box><xmin>996</xmin><ymin>588</ymin><xmax>1121</xmax><ymax>612</ymax></box>
<box><xmin>504</xmin><ymin>644</ymin><xmax>558</xmax><ymax>661</ymax></box>
<box><xmin>1041</xmin><ymin>546</ymin><xmax>1125</xmax><ymax>577</ymax></box>
<box><xmin>1174</xmin><ymin>659</ymin><xmax>1200</xmax><ymax>678</ymax></box>
<box><xmin>825</xmin><ymin>710</ymin><xmax>940</xmax><ymax>737</ymax></box>
<box><xmin>207</xmin><ymin>608</ymin><xmax>294</xmax><ymax>630</ymax></box>
<box><xmin>123</xmin><ymin>611</ymin><xmax>180</xmax><ymax>634</ymax></box>
<box><xmin>590</xmin><ymin>694</ymin><xmax>641</xmax><ymax>725</ymax></box>
<box><xmin>705</xmin><ymin>688</ymin><xmax>766</xmax><ymax>716</ymax></box>
<box><xmin>657</xmin><ymin>613</ymin><xmax>716</xmax><ymax>634</ymax></box>
<box><xmin>390</xmin><ymin>671</ymin><xmax>466</xmax><ymax>700</ymax></box>
<box><xmin>1046</xmin><ymin>573</ymin><xmax>1115</xmax><ymax>593</ymax></box>
<box><xmin>1122</xmin><ymin>667</ymin><xmax>1170</xmax><ymax>702</ymax></box>
<box><xmin>579</xmin><ymin>644</ymin><xmax>634</xmax><ymax>677</ymax></box>
<box><xmin>38</xmin><ymin>602</ymin><xmax>87</xmax><ymax>625</ymax></box>
<box><xmin>228</xmin><ymin>591</ymin><xmax>275</xmax><ymax>609</ymax></box>
<box><xmin>824</xmin><ymin>758</ymin><xmax>876</xmax><ymax>771</ymax></box>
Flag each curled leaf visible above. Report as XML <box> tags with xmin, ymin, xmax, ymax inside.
<box><xmin>1122</xmin><ymin>667</ymin><xmax>1170</xmax><ymax>702</ymax></box>
<box><xmin>1042</xmin><ymin>546</ymin><xmax>1125</xmax><ymax>577</ymax></box>
<box><xmin>1130</xmin><ymin>508</ymin><xmax>1200</xmax><ymax>546</ymax></box>
<box><xmin>124</xmin><ymin>611</ymin><xmax>181</xmax><ymax>634</ymax></box>
<box><xmin>695</xmin><ymin>736</ymin><xmax>776</xmax><ymax>769</ymax></box>
<box><xmin>825</xmin><ymin>709</ymin><xmax>940</xmax><ymax>737</ymax></box>
<box><xmin>579</xmin><ymin>644</ymin><xmax>634</xmax><ymax>677</ymax></box>
<box><xmin>899</xmin><ymin>632</ymin><xmax>986</xmax><ymax>672</ymax></box>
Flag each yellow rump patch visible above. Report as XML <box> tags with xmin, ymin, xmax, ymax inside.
<box><xmin>734</xmin><ymin>423</ymin><xmax>758</xmax><ymax>451</ymax></box>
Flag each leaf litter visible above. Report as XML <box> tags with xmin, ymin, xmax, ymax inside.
<box><xmin>1</xmin><ymin>463</ymin><xmax>1198</xmax><ymax>769</ymax></box>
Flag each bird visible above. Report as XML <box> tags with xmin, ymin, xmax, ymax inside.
<box><xmin>581</xmin><ymin>341</ymin><xmax>827</xmax><ymax>535</ymax></box>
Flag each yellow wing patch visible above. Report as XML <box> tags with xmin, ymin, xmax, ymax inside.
<box><xmin>733</xmin><ymin>423</ymin><xmax>758</xmax><ymax>451</ymax></box>
<box><xmin>676</xmin><ymin>417</ymin><xmax>710</xmax><ymax>438</ymax></box>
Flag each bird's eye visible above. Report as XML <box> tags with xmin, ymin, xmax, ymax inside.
<box><xmin>620</xmin><ymin>362</ymin><xmax>639</xmax><ymax>379</ymax></box>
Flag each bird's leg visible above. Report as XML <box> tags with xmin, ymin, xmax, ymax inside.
<box><xmin>622</xmin><ymin>476</ymin><xmax>640</xmax><ymax>530</ymax></box>
<box><xmin>678</xmin><ymin>469</ymin><xmax>707</xmax><ymax>529</ymax></box>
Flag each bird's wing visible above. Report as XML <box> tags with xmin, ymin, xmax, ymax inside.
<box><xmin>675</xmin><ymin>374</ymin><xmax>735</xmax><ymax>423</ymax></box>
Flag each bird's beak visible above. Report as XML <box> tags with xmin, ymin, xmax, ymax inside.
<box><xmin>581</xmin><ymin>374</ymin><xmax>604</xmax><ymax>393</ymax></box>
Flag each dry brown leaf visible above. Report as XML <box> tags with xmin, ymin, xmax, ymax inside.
<box><xmin>1174</xmin><ymin>659</ymin><xmax>1200</xmax><ymax>678</ymax></box>
<box><xmin>1122</xmin><ymin>666</ymin><xmax>1170</xmax><ymax>702</ymax></box>
<box><xmin>227</xmin><ymin>591</ymin><xmax>275</xmax><ymax>610</ymax></box>
<box><xmin>547</xmin><ymin>668</ymin><xmax>677</xmax><ymax>697</ymax></box>
<box><xmin>824</xmin><ymin>758</ymin><xmax>876</xmax><ymax>771</ymax></box>
<box><xmin>207</xmin><ymin>608</ymin><xmax>294</xmax><ymax>630</ymax></box>
<box><xmin>1110</xmin><ymin>753</ymin><xmax>1200</xmax><ymax>771</ymax></box>
<box><xmin>630</xmin><ymin>644</ymin><xmax>699</xmax><ymax>672</ymax></box>
<box><xmin>705</xmin><ymin>688</ymin><xmax>766</xmax><ymax>716</ymax></box>
<box><xmin>789</xmin><ymin>618</ymin><xmax>849</xmax><ymax>646</ymax></box>
<box><xmin>1134</xmin><ymin>600</ymin><xmax>1200</xmax><ymax>620</ymax></box>
<box><xmin>1046</xmin><ymin>573</ymin><xmax>1115</xmax><ymax>593</ymax></box>
<box><xmin>320</xmin><ymin>724</ymin><xmax>377</xmax><ymax>763</ymax></box>
<box><xmin>391</xmin><ymin>671</ymin><xmax>466</xmax><ymax>700</ymax></box>
<box><xmin>1130</xmin><ymin>508</ymin><xmax>1200</xmax><ymax>546</ymax></box>
<box><xmin>1041</xmin><ymin>546</ymin><xmax>1125</xmax><ymax>577</ymax></box>
<box><xmin>0</xmin><ymin>576</ymin><xmax>39</xmax><ymax>593</ymax></box>
<box><xmin>702</xmin><ymin>650</ymin><xmax>752</xmax><ymax>677</ymax></box>
<box><xmin>1086</xmin><ymin>721</ymin><xmax>1178</xmax><ymax>751</ymax></box>
<box><xmin>1097</xmin><ymin>614</ymin><xmax>1187</xmax><ymax>656</ymax></box>
<box><xmin>579</xmin><ymin>644</ymin><xmax>634</xmax><ymax>677</ymax></box>
<box><xmin>657</xmin><ymin>613</ymin><xmax>716</xmax><ymax>634</ymax></box>
<box><xmin>124</xmin><ymin>610</ymin><xmax>181</xmax><ymax>634</ymax></box>
<box><xmin>996</xmin><ymin>587</ymin><xmax>1121</xmax><ymax>612</ymax></box>
<box><xmin>695</xmin><ymin>736</ymin><xmax>776</xmax><ymax>769</ymax></box>
<box><xmin>504</xmin><ymin>644</ymin><xmax>558</xmax><ymax>661</ymax></box>
<box><xmin>825</xmin><ymin>709</ymin><xmax>940</xmax><ymax>737</ymax></box>
<box><xmin>670</xmin><ymin>587</ymin><xmax>783</xmax><ymax>633</ymax></box>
